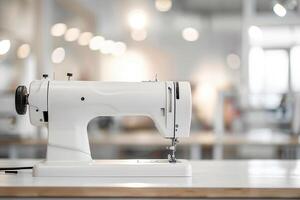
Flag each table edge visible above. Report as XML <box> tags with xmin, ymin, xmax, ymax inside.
<box><xmin>0</xmin><ymin>187</ymin><xmax>300</xmax><ymax>198</ymax></box>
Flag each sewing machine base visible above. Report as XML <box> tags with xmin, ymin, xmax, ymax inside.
<box><xmin>33</xmin><ymin>159</ymin><xmax>192</xmax><ymax>177</ymax></box>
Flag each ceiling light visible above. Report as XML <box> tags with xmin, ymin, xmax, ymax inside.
<box><xmin>0</xmin><ymin>40</ymin><xmax>11</xmax><ymax>55</ymax></box>
<box><xmin>51</xmin><ymin>47</ymin><xmax>65</xmax><ymax>64</ymax></box>
<box><xmin>273</xmin><ymin>3</ymin><xmax>287</xmax><ymax>17</ymax></box>
<box><xmin>78</xmin><ymin>32</ymin><xmax>93</xmax><ymax>46</ymax></box>
<box><xmin>155</xmin><ymin>0</ymin><xmax>172</xmax><ymax>12</ymax></box>
<box><xmin>131</xmin><ymin>29</ymin><xmax>147</xmax><ymax>41</ymax></box>
<box><xmin>89</xmin><ymin>36</ymin><xmax>105</xmax><ymax>50</ymax></box>
<box><xmin>128</xmin><ymin>9</ymin><xmax>147</xmax><ymax>30</ymax></box>
<box><xmin>17</xmin><ymin>44</ymin><xmax>31</xmax><ymax>59</ymax></box>
<box><xmin>182</xmin><ymin>27</ymin><xmax>199</xmax><ymax>42</ymax></box>
<box><xmin>51</xmin><ymin>23</ymin><xmax>67</xmax><ymax>37</ymax></box>
<box><xmin>64</xmin><ymin>28</ymin><xmax>80</xmax><ymax>42</ymax></box>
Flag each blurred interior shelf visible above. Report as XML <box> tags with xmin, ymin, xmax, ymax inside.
<box><xmin>0</xmin><ymin>130</ymin><xmax>299</xmax><ymax>146</ymax></box>
<box><xmin>1</xmin><ymin>130</ymin><xmax>300</xmax><ymax>160</ymax></box>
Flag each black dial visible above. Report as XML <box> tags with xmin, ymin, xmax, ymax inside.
<box><xmin>15</xmin><ymin>85</ymin><xmax>28</xmax><ymax>115</ymax></box>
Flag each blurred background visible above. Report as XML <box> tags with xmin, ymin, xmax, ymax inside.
<box><xmin>0</xmin><ymin>0</ymin><xmax>300</xmax><ymax>160</ymax></box>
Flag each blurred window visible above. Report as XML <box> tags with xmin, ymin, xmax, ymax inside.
<box><xmin>264</xmin><ymin>50</ymin><xmax>289</xmax><ymax>93</ymax></box>
<box><xmin>249</xmin><ymin>48</ymin><xmax>289</xmax><ymax>94</ymax></box>
<box><xmin>291</xmin><ymin>46</ymin><xmax>300</xmax><ymax>92</ymax></box>
<box><xmin>249</xmin><ymin>48</ymin><xmax>289</xmax><ymax>108</ymax></box>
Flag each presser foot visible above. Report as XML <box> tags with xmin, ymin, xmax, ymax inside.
<box><xmin>167</xmin><ymin>138</ymin><xmax>178</xmax><ymax>163</ymax></box>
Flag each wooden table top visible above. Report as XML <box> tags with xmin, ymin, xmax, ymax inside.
<box><xmin>0</xmin><ymin>159</ymin><xmax>300</xmax><ymax>198</ymax></box>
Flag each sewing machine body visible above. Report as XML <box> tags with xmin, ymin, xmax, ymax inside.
<box><xmin>16</xmin><ymin>78</ymin><xmax>192</xmax><ymax>177</ymax></box>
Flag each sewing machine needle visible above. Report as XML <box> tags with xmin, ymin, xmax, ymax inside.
<box><xmin>168</xmin><ymin>138</ymin><xmax>178</xmax><ymax>163</ymax></box>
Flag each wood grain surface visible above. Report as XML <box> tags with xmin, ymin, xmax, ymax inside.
<box><xmin>1</xmin><ymin>187</ymin><xmax>300</xmax><ymax>198</ymax></box>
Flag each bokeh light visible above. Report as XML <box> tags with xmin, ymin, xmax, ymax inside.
<box><xmin>112</xmin><ymin>42</ymin><xmax>127</xmax><ymax>56</ymax></box>
<box><xmin>89</xmin><ymin>36</ymin><xmax>105</xmax><ymax>50</ymax></box>
<box><xmin>51</xmin><ymin>47</ymin><xmax>65</xmax><ymax>63</ymax></box>
<box><xmin>17</xmin><ymin>44</ymin><xmax>31</xmax><ymax>59</ymax></box>
<box><xmin>155</xmin><ymin>0</ymin><xmax>172</xmax><ymax>12</ymax></box>
<box><xmin>131</xmin><ymin>29</ymin><xmax>147</xmax><ymax>41</ymax></box>
<box><xmin>0</xmin><ymin>40</ymin><xmax>11</xmax><ymax>55</ymax></box>
<box><xmin>78</xmin><ymin>32</ymin><xmax>93</xmax><ymax>46</ymax></box>
<box><xmin>51</xmin><ymin>23</ymin><xmax>67</xmax><ymax>37</ymax></box>
<box><xmin>64</xmin><ymin>28</ymin><xmax>80</xmax><ymax>42</ymax></box>
<box><xmin>128</xmin><ymin>9</ymin><xmax>147</xmax><ymax>30</ymax></box>
<box><xmin>182</xmin><ymin>27</ymin><xmax>199</xmax><ymax>42</ymax></box>
<box><xmin>273</xmin><ymin>3</ymin><xmax>287</xmax><ymax>17</ymax></box>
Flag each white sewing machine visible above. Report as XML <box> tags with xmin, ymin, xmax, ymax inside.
<box><xmin>15</xmin><ymin>74</ymin><xmax>192</xmax><ymax>177</ymax></box>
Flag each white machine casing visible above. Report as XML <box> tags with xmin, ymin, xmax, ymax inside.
<box><xmin>26</xmin><ymin>79</ymin><xmax>192</xmax><ymax>177</ymax></box>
